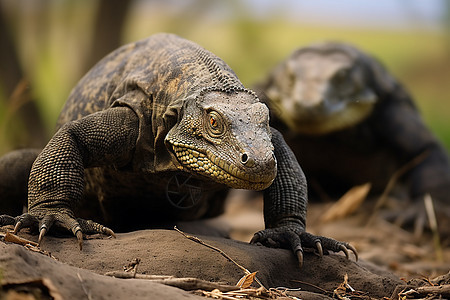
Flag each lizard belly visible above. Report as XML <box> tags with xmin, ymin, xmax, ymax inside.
<box><xmin>81</xmin><ymin>167</ymin><xmax>228</xmax><ymax>231</ymax></box>
<box><xmin>286</xmin><ymin>133</ymin><xmax>399</xmax><ymax>198</ymax></box>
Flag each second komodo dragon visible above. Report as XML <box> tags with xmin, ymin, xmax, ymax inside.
<box><xmin>256</xmin><ymin>42</ymin><xmax>450</xmax><ymax>233</ymax></box>
<box><xmin>0</xmin><ymin>33</ymin><xmax>356</xmax><ymax>266</ymax></box>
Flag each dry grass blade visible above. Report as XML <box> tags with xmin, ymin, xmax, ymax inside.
<box><xmin>321</xmin><ymin>183</ymin><xmax>371</xmax><ymax>223</ymax></box>
<box><xmin>174</xmin><ymin>226</ymin><xmax>266</xmax><ymax>290</ymax></box>
<box><xmin>173</xmin><ymin>228</ymin><xmax>302</xmax><ymax>299</ymax></box>
<box><xmin>367</xmin><ymin>150</ymin><xmax>429</xmax><ymax>227</ymax></box>
<box><xmin>291</xmin><ymin>279</ymin><xmax>330</xmax><ymax>295</ymax></box>
<box><xmin>423</xmin><ymin>194</ymin><xmax>443</xmax><ymax>262</ymax></box>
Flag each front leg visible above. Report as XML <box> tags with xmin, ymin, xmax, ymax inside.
<box><xmin>1</xmin><ymin>106</ymin><xmax>139</xmax><ymax>248</ymax></box>
<box><xmin>251</xmin><ymin>128</ymin><xmax>357</xmax><ymax>267</ymax></box>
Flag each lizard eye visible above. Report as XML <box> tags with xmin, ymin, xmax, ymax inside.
<box><xmin>210</xmin><ymin>116</ymin><xmax>218</xmax><ymax>128</ymax></box>
<box><xmin>207</xmin><ymin>110</ymin><xmax>225</xmax><ymax>137</ymax></box>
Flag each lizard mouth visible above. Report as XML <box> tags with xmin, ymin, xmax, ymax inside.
<box><xmin>168</xmin><ymin>142</ymin><xmax>273</xmax><ymax>190</ymax></box>
<box><xmin>283</xmin><ymin>99</ymin><xmax>375</xmax><ymax>135</ymax></box>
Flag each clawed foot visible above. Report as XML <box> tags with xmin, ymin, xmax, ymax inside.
<box><xmin>0</xmin><ymin>210</ymin><xmax>115</xmax><ymax>249</ymax></box>
<box><xmin>250</xmin><ymin>225</ymin><xmax>358</xmax><ymax>268</ymax></box>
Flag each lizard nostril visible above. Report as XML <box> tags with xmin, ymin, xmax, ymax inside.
<box><xmin>241</xmin><ymin>152</ymin><xmax>255</xmax><ymax>167</ymax></box>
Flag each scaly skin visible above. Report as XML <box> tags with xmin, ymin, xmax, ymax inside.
<box><xmin>0</xmin><ymin>34</ymin><xmax>356</xmax><ymax>265</ymax></box>
<box><xmin>256</xmin><ymin>41</ymin><xmax>450</xmax><ymax>236</ymax></box>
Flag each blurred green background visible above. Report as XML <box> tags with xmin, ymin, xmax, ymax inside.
<box><xmin>1</xmin><ymin>0</ymin><xmax>449</xmax><ymax>155</ymax></box>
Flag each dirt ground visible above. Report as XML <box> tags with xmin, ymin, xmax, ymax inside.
<box><xmin>1</xmin><ymin>189</ymin><xmax>449</xmax><ymax>299</ymax></box>
<box><xmin>224</xmin><ymin>190</ymin><xmax>450</xmax><ymax>279</ymax></box>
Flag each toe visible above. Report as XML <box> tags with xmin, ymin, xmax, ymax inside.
<box><xmin>54</xmin><ymin>213</ymin><xmax>84</xmax><ymax>249</ymax></box>
<box><xmin>77</xmin><ymin>219</ymin><xmax>116</xmax><ymax>237</ymax></box>
<box><xmin>38</xmin><ymin>215</ymin><xmax>56</xmax><ymax>245</ymax></box>
<box><xmin>286</xmin><ymin>231</ymin><xmax>303</xmax><ymax>267</ymax></box>
<box><xmin>250</xmin><ymin>230</ymin><xmax>264</xmax><ymax>244</ymax></box>
<box><xmin>13</xmin><ymin>214</ymin><xmax>38</xmax><ymax>234</ymax></box>
<box><xmin>0</xmin><ymin>215</ymin><xmax>15</xmax><ymax>226</ymax></box>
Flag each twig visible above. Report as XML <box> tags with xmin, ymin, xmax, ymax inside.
<box><xmin>105</xmin><ymin>271</ymin><xmax>174</xmax><ymax>280</ymax></box>
<box><xmin>123</xmin><ymin>258</ymin><xmax>141</xmax><ymax>277</ymax></box>
<box><xmin>201</xmin><ymin>287</ymin><xmax>286</xmax><ymax>300</ymax></box>
<box><xmin>400</xmin><ymin>284</ymin><xmax>450</xmax><ymax>298</ymax></box>
<box><xmin>431</xmin><ymin>270</ymin><xmax>450</xmax><ymax>285</ymax></box>
<box><xmin>105</xmin><ymin>271</ymin><xmax>238</xmax><ymax>292</ymax></box>
<box><xmin>291</xmin><ymin>279</ymin><xmax>330</xmax><ymax>295</ymax></box>
<box><xmin>174</xmin><ymin>226</ymin><xmax>248</xmax><ymax>273</ymax></box>
<box><xmin>3</xmin><ymin>232</ymin><xmax>58</xmax><ymax>260</ymax></box>
<box><xmin>423</xmin><ymin>194</ymin><xmax>443</xmax><ymax>262</ymax></box>
<box><xmin>24</xmin><ymin>244</ymin><xmax>58</xmax><ymax>261</ymax></box>
<box><xmin>174</xmin><ymin>226</ymin><xmax>267</xmax><ymax>290</ymax></box>
<box><xmin>366</xmin><ymin>150</ymin><xmax>429</xmax><ymax>226</ymax></box>
<box><xmin>4</xmin><ymin>232</ymin><xmax>38</xmax><ymax>247</ymax></box>
<box><xmin>202</xmin><ymin>290</ymin><xmax>238</xmax><ymax>300</ymax></box>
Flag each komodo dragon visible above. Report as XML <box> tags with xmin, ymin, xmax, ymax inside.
<box><xmin>256</xmin><ymin>41</ymin><xmax>450</xmax><ymax>232</ymax></box>
<box><xmin>0</xmin><ymin>34</ymin><xmax>356</xmax><ymax>266</ymax></box>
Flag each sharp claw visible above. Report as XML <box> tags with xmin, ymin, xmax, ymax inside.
<box><xmin>347</xmin><ymin>244</ymin><xmax>358</xmax><ymax>261</ymax></box>
<box><xmin>104</xmin><ymin>227</ymin><xmax>116</xmax><ymax>238</ymax></box>
<box><xmin>76</xmin><ymin>230</ymin><xmax>83</xmax><ymax>250</ymax></box>
<box><xmin>296</xmin><ymin>250</ymin><xmax>303</xmax><ymax>268</ymax></box>
<box><xmin>13</xmin><ymin>221</ymin><xmax>23</xmax><ymax>234</ymax></box>
<box><xmin>315</xmin><ymin>241</ymin><xmax>323</xmax><ymax>257</ymax></box>
<box><xmin>250</xmin><ymin>233</ymin><xmax>260</xmax><ymax>244</ymax></box>
<box><xmin>339</xmin><ymin>244</ymin><xmax>349</xmax><ymax>259</ymax></box>
<box><xmin>72</xmin><ymin>225</ymin><xmax>83</xmax><ymax>250</ymax></box>
<box><xmin>38</xmin><ymin>226</ymin><xmax>47</xmax><ymax>245</ymax></box>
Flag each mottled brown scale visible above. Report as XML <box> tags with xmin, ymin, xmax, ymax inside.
<box><xmin>0</xmin><ymin>34</ymin><xmax>356</xmax><ymax>264</ymax></box>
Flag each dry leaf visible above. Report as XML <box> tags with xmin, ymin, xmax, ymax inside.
<box><xmin>236</xmin><ymin>271</ymin><xmax>258</xmax><ymax>289</ymax></box>
<box><xmin>321</xmin><ymin>183</ymin><xmax>371</xmax><ymax>223</ymax></box>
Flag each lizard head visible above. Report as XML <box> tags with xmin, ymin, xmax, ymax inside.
<box><xmin>264</xmin><ymin>42</ymin><xmax>381</xmax><ymax>135</ymax></box>
<box><xmin>166</xmin><ymin>88</ymin><xmax>277</xmax><ymax>191</ymax></box>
